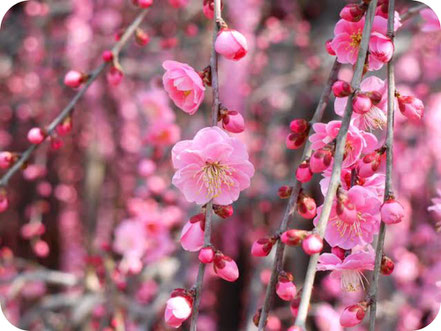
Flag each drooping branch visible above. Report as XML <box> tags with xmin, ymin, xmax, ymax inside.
<box><xmin>188</xmin><ymin>1</ymin><xmax>222</xmax><ymax>329</ymax></box>
<box><xmin>368</xmin><ymin>0</ymin><xmax>396</xmax><ymax>329</ymax></box>
<box><xmin>257</xmin><ymin>59</ymin><xmax>341</xmax><ymax>330</ymax></box>
<box><xmin>294</xmin><ymin>0</ymin><xmax>379</xmax><ymax>329</ymax></box>
<box><xmin>0</xmin><ymin>9</ymin><xmax>150</xmax><ymax>188</ymax></box>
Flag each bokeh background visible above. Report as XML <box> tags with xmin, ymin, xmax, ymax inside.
<box><xmin>1</xmin><ymin>0</ymin><xmax>441</xmax><ymax>330</ymax></box>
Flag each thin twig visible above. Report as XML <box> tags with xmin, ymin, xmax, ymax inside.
<box><xmin>189</xmin><ymin>1</ymin><xmax>222</xmax><ymax>329</ymax></box>
<box><xmin>294</xmin><ymin>0</ymin><xmax>379</xmax><ymax>329</ymax></box>
<box><xmin>368</xmin><ymin>0</ymin><xmax>396</xmax><ymax>329</ymax></box>
<box><xmin>0</xmin><ymin>9</ymin><xmax>150</xmax><ymax>188</ymax></box>
<box><xmin>257</xmin><ymin>60</ymin><xmax>340</xmax><ymax>330</ymax></box>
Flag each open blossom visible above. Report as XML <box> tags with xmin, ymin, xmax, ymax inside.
<box><xmin>162</xmin><ymin>60</ymin><xmax>205</xmax><ymax>115</ymax></box>
<box><xmin>139</xmin><ymin>88</ymin><xmax>175</xmax><ymax>123</ymax></box>
<box><xmin>317</xmin><ymin>246</ymin><xmax>374</xmax><ymax>291</ymax></box>
<box><xmin>113</xmin><ymin>220</ymin><xmax>146</xmax><ymax>257</ymax></box>
<box><xmin>171</xmin><ymin>127</ymin><xmax>254</xmax><ymax>205</ymax></box>
<box><xmin>335</xmin><ymin>76</ymin><xmax>388</xmax><ymax>130</ymax></box>
<box><xmin>315</xmin><ymin>185</ymin><xmax>381</xmax><ymax>249</ymax></box>
<box><xmin>330</xmin><ymin>16</ymin><xmax>397</xmax><ymax>71</ymax></box>
<box><xmin>309</xmin><ymin>121</ymin><xmax>376</xmax><ymax>169</ymax></box>
<box><xmin>421</xmin><ymin>9</ymin><xmax>441</xmax><ymax>32</ymax></box>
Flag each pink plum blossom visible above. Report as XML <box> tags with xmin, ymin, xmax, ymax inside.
<box><xmin>334</xmin><ymin>76</ymin><xmax>388</xmax><ymax>130</ymax></box>
<box><xmin>317</xmin><ymin>246</ymin><xmax>374</xmax><ymax>291</ymax></box>
<box><xmin>113</xmin><ymin>220</ymin><xmax>147</xmax><ymax>258</ymax></box>
<box><xmin>315</xmin><ymin>185</ymin><xmax>381</xmax><ymax>249</ymax></box>
<box><xmin>164</xmin><ymin>292</ymin><xmax>193</xmax><ymax>328</ymax></box>
<box><xmin>171</xmin><ymin>127</ymin><xmax>254</xmax><ymax>205</ymax></box>
<box><xmin>309</xmin><ymin>120</ymin><xmax>376</xmax><ymax>169</ymax></box>
<box><xmin>180</xmin><ymin>214</ymin><xmax>205</xmax><ymax>252</ymax></box>
<box><xmin>162</xmin><ymin>60</ymin><xmax>206</xmax><ymax>115</ymax></box>
<box><xmin>215</xmin><ymin>29</ymin><xmax>248</xmax><ymax>61</ymax></box>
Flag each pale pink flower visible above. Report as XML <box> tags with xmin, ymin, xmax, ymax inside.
<box><xmin>421</xmin><ymin>8</ymin><xmax>441</xmax><ymax>32</ymax></box>
<box><xmin>145</xmin><ymin>122</ymin><xmax>181</xmax><ymax>146</ymax></box>
<box><xmin>171</xmin><ymin>127</ymin><xmax>254</xmax><ymax>205</ymax></box>
<box><xmin>113</xmin><ymin>220</ymin><xmax>146</xmax><ymax>257</ymax></box>
<box><xmin>162</xmin><ymin>60</ymin><xmax>205</xmax><ymax>115</ymax></box>
<box><xmin>330</xmin><ymin>16</ymin><xmax>394</xmax><ymax>71</ymax></box>
<box><xmin>164</xmin><ymin>295</ymin><xmax>192</xmax><ymax>328</ymax></box>
<box><xmin>309</xmin><ymin>121</ymin><xmax>375</xmax><ymax>169</ymax></box>
<box><xmin>335</xmin><ymin>76</ymin><xmax>388</xmax><ymax>130</ymax></box>
<box><xmin>314</xmin><ymin>186</ymin><xmax>381</xmax><ymax>249</ymax></box>
<box><xmin>139</xmin><ymin>88</ymin><xmax>175</xmax><ymax>123</ymax></box>
<box><xmin>215</xmin><ymin>29</ymin><xmax>248</xmax><ymax>61</ymax></box>
<box><xmin>317</xmin><ymin>246</ymin><xmax>374</xmax><ymax>291</ymax></box>
<box><xmin>180</xmin><ymin>214</ymin><xmax>205</xmax><ymax>252</ymax></box>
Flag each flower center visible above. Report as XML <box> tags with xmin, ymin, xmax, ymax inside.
<box><xmin>362</xmin><ymin>106</ymin><xmax>387</xmax><ymax>130</ymax></box>
<box><xmin>334</xmin><ymin>211</ymin><xmax>364</xmax><ymax>238</ymax></box>
<box><xmin>183</xmin><ymin>90</ymin><xmax>192</xmax><ymax>97</ymax></box>
<box><xmin>340</xmin><ymin>270</ymin><xmax>366</xmax><ymax>292</ymax></box>
<box><xmin>350</xmin><ymin>31</ymin><xmax>362</xmax><ymax>48</ymax></box>
<box><xmin>198</xmin><ymin>161</ymin><xmax>235</xmax><ymax>198</ymax></box>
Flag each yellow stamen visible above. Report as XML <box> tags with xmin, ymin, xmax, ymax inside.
<box><xmin>350</xmin><ymin>31</ymin><xmax>363</xmax><ymax>48</ymax></box>
<box><xmin>195</xmin><ymin>162</ymin><xmax>235</xmax><ymax>198</ymax></box>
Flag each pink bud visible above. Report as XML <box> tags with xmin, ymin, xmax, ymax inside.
<box><xmin>310</xmin><ymin>149</ymin><xmax>333</xmax><ymax>173</ymax></box>
<box><xmin>64</xmin><ymin>70</ymin><xmax>85</xmax><ymax>88</ymax></box>
<box><xmin>107</xmin><ymin>66</ymin><xmax>124</xmax><ymax>86</ymax></box>
<box><xmin>381</xmin><ymin>255</ymin><xmax>394</xmax><ymax>275</ymax></box>
<box><xmin>198</xmin><ymin>247</ymin><xmax>215</xmax><ymax>263</ymax></box>
<box><xmin>135</xmin><ymin>29</ymin><xmax>150</xmax><ymax>46</ymax></box>
<box><xmin>203</xmin><ymin>0</ymin><xmax>215</xmax><ymax>19</ymax></box>
<box><xmin>352</xmin><ymin>93</ymin><xmax>372</xmax><ymax>114</ymax></box>
<box><xmin>367</xmin><ymin>91</ymin><xmax>382</xmax><ymax>105</ymax></box>
<box><xmin>358</xmin><ymin>151</ymin><xmax>382</xmax><ymax>178</ymax></box>
<box><xmin>169</xmin><ymin>0</ymin><xmax>188</xmax><ymax>8</ymax></box>
<box><xmin>296</xmin><ymin>160</ymin><xmax>313</xmax><ymax>183</ymax></box>
<box><xmin>340</xmin><ymin>4</ymin><xmax>365</xmax><ymax>22</ymax></box>
<box><xmin>0</xmin><ymin>152</ymin><xmax>14</xmax><ymax>169</ymax></box>
<box><xmin>180</xmin><ymin>214</ymin><xmax>205</xmax><ymax>251</ymax></box>
<box><xmin>222</xmin><ymin>111</ymin><xmax>245</xmax><ymax>133</ymax></box>
<box><xmin>381</xmin><ymin>199</ymin><xmax>404</xmax><ymax>224</ymax></box>
<box><xmin>33</xmin><ymin>240</ymin><xmax>50</xmax><ymax>257</ymax></box>
<box><xmin>297</xmin><ymin>194</ymin><xmax>317</xmax><ymax>219</ymax></box>
<box><xmin>281</xmin><ymin>229</ymin><xmax>308</xmax><ymax>246</ymax></box>
<box><xmin>332</xmin><ymin>80</ymin><xmax>353</xmax><ymax>98</ymax></box>
<box><xmin>21</xmin><ymin>222</ymin><xmax>46</xmax><ymax>239</ymax></box>
<box><xmin>102</xmin><ymin>50</ymin><xmax>114</xmax><ymax>62</ymax></box>
<box><xmin>213</xmin><ymin>252</ymin><xmax>239</xmax><ymax>282</ymax></box>
<box><xmin>369</xmin><ymin>32</ymin><xmax>394</xmax><ymax>64</ymax></box>
<box><xmin>325</xmin><ymin>39</ymin><xmax>336</xmax><ymax>56</ymax></box>
<box><xmin>276</xmin><ymin>272</ymin><xmax>296</xmax><ymax>301</ymax></box>
<box><xmin>397</xmin><ymin>95</ymin><xmax>424</xmax><ymax>121</ymax></box>
<box><xmin>286</xmin><ymin>132</ymin><xmax>308</xmax><ymax>150</ymax></box>
<box><xmin>215</xmin><ymin>28</ymin><xmax>248</xmax><ymax>61</ymax></box>
<box><xmin>278</xmin><ymin>185</ymin><xmax>293</xmax><ymax>199</ymax></box>
<box><xmin>0</xmin><ymin>194</ymin><xmax>8</xmax><ymax>213</ymax></box>
<box><xmin>340</xmin><ymin>302</ymin><xmax>367</xmax><ymax>327</ymax></box>
<box><xmin>331</xmin><ymin>246</ymin><xmax>346</xmax><ymax>260</ymax></box>
<box><xmin>56</xmin><ymin>117</ymin><xmax>73</xmax><ymax>136</ymax></box>
<box><xmin>251</xmin><ymin>237</ymin><xmax>275</xmax><ymax>257</ymax></box>
<box><xmin>302</xmin><ymin>234</ymin><xmax>323</xmax><ymax>255</ymax></box>
<box><xmin>164</xmin><ymin>293</ymin><xmax>193</xmax><ymax>328</ymax></box>
<box><xmin>138</xmin><ymin>159</ymin><xmax>156</xmax><ymax>177</ymax></box>
<box><xmin>136</xmin><ymin>0</ymin><xmax>153</xmax><ymax>9</ymax></box>
<box><xmin>50</xmin><ymin>136</ymin><xmax>64</xmax><ymax>150</ymax></box>
<box><xmin>27</xmin><ymin>128</ymin><xmax>46</xmax><ymax>144</ymax></box>
<box><xmin>213</xmin><ymin>204</ymin><xmax>233</xmax><ymax>219</ymax></box>
<box><xmin>289</xmin><ymin>119</ymin><xmax>309</xmax><ymax>134</ymax></box>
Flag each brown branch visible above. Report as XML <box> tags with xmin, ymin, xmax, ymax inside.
<box><xmin>189</xmin><ymin>0</ymin><xmax>222</xmax><ymax>329</ymax></box>
<box><xmin>368</xmin><ymin>0</ymin><xmax>396</xmax><ymax>329</ymax></box>
<box><xmin>257</xmin><ymin>59</ymin><xmax>340</xmax><ymax>330</ymax></box>
<box><xmin>294</xmin><ymin>0</ymin><xmax>379</xmax><ymax>329</ymax></box>
<box><xmin>0</xmin><ymin>9</ymin><xmax>150</xmax><ymax>188</ymax></box>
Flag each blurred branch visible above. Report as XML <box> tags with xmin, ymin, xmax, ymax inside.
<box><xmin>294</xmin><ymin>0</ymin><xmax>379</xmax><ymax>328</ymax></box>
<box><xmin>0</xmin><ymin>9</ymin><xmax>150</xmax><ymax>188</ymax></box>
<box><xmin>400</xmin><ymin>3</ymin><xmax>426</xmax><ymax>22</ymax></box>
<box><xmin>368</xmin><ymin>0</ymin><xmax>396</xmax><ymax>330</ymax></box>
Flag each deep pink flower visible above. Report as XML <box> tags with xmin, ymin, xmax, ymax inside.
<box><xmin>164</xmin><ymin>294</ymin><xmax>192</xmax><ymax>328</ymax></box>
<box><xmin>317</xmin><ymin>246</ymin><xmax>374</xmax><ymax>291</ymax></box>
<box><xmin>309</xmin><ymin>121</ymin><xmax>374</xmax><ymax>169</ymax></box>
<box><xmin>171</xmin><ymin>127</ymin><xmax>254</xmax><ymax>205</ymax></box>
<box><xmin>276</xmin><ymin>272</ymin><xmax>297</xmax><ymax>301</ymax></box>
<box><xmin>213</xmin><ymin>252</ymin><xmax>239</xmax><ymax>282</ymax></box>
<box><xmin>296</xmin><ymin>160</ymin><xmax>313</xmax><ymax>183</ymax></box>
<box><xmin>421</xmin><ymin>8</ymin><xmax>441</xmax><ymax>32</ymax></box>
<box><xmin>64</xmin><ymin>70</ymin><xmax>85</xmax><ymax>88</ymax></box>
<box><xmin>302</xmin><ymin>234</ymin><xmax>323</xmax><ymax>255</ymax></box>
<box><xmin>332</xmin><ymin>80</ymin><xmax>353</xmax><ymax>98</ymax></box>
<box><xmin>27</xmin><ymin>127</ymin><xmax>46</xmax><ymax>144</ymax></box>
<box><xmin>0</xmin><ymin>152</ymin><xmax>14</xmax><ymax>169</ymax></box>
<box><xmin>162</xmin><ymin>60</ymin><xmax>206</xmax><ymax>115</ymax></box>
<box><xmin>397</xmin><ymin>95</ymin><xmax>424</xmax><ymax>121</ymax></box>
<box><xmin>340</xmin><ymin>302</ymin><xmax>367</xmax><ymax>327</ymax></box>
<box><xmin>315</xmin><ymin>186</ymin><xmax>381</xmax><ymax>249</ymax></box>
<box><xmin>251</xmin><ymin>237</ymin><xmax>275</xmax><ymax>257</ymax></box>
<box><xmin>198</xmin><ymin>246</ymin><xmax>215</xmax><ymax>263</ymax></box>
<box><xmin>334</xmin><ymin>76</ymin><xmax>388</xmax><ymax>130</ymax></box>
<box><xmin>369</xmin><ymin>32</ymin><xmax>394</xmax><ymax>64</ymax></box>
<box><xmin>215</xmin><ymin>29</ymin><xmax>248</xmax><ymax>61</ymax></box>
<box><xmin>330</xmin><ymin>16</ymin><xmax>394</xmax><ymax>71</ymax></box>
<box><xmin>180</xmin><ymin>214</ymin><xmax>205</xmax><ymax>252</ymax></box>
<box><xmin>222</xmin><ymin>111</ymin><xmax>245</xmax><ymax>133</ymax></box>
